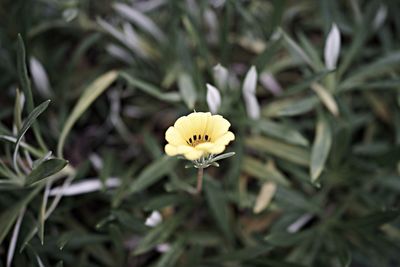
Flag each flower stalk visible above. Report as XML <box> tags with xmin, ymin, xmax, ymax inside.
<box><xmin>196</xmin><ymin>167</ymin><xmax>204</xmax><ymax>194</ymax></box>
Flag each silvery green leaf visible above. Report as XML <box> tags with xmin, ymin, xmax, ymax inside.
<box><xmin>324</xmin><ymin>23</ymin><xmax>341</xmax><ymax>70</ymax></box>
<box><xmin>206</xmin><ymin>84</ymin><xmax>221</xmax><ymax>114</ymax></box>
<box><xmin>49</xmin><ymin>177</ymin><xmax>121</xmax><ymax>197</ymax></box>
<box><xmin>209</xmin><ymin>152</ymin><xmax>235</xmax><ymax>163</ymax></box>
<box><xmin>106</xmin><ymin>44</ymin><xmax>135</xmax><ymax>64</ymax></box>
<box><xmin>113</xmin><ymin>3</ymin><xmax>165</xmax><ymax>42</ymax></box>
<box><xmin>373</xmin><ymin>5</ymin><xmax>387</xmax><ymax>30</ymax></box>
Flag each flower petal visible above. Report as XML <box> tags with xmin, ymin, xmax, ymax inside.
<box><xmin>195</xmin><ymin>142</ymin><xmax>214</xmax><ymax>151</ymax></box>
<box><xmin>214</xmin><ymin>131</ymin><xmax>235</xmax><ymax>146</ymax></box>
<box><xmin>165</xmin><ymin>144</ymin><xmax>178</xmax><ymax>156</ymax></box>
<box><xmin>187</xmin><ymin>112</ymin><xmax>211</xmax><ymax>138</ymax></box>
<box><xmin>165</xmin><ymin>126</ymin><xmax>186</xmax><ymax>145</ymax></box>
<box><xmin>183</xmin><ymin>148</ymin><xmax>204</xmax><ymax>160</ymax></box>
<box><xmin>174</xmin><ymin>115</ymin><xmax>194</xmax><ymax>140</ymax></box>
<box><xmin>176</xmin><ymin>145</ymin><xmax>194</xmax><ymax>154</ymax></box>
<box><xmin>207</xmin><ymin>115</ymin><xmax>231</xmax><ymax>140</ymax></box>
<box><xmin>195</xmin><ymin>142</ymin><xmax>226</xmax><ymax>154</ymax></box>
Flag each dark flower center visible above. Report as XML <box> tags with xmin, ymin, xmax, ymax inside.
<box><xmin>187</xmin><ymin>134</ymin><xmax>210</xmax><ymax>146</ymax></box>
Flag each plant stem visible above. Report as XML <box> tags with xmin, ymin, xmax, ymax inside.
<box><xmin>196</xmin><ymin>167</ymin><xmax>204</xmax><ymax>194</ymax></box>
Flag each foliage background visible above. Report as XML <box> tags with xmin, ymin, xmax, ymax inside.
<box><xmin>1</xmin><ymin>0</ymin><xmax>400</xmax><ymax>266</ymax></box>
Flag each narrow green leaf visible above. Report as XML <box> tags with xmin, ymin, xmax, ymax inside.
<box><xmin>253</xmin><ymin>119</ymin><xmax>309</xmax><ymax>146</ymax></box>
<box><xmin>242</xmin><ymin>157</ymin><xmax>290</xmax><ymax>186</ymax></box>
<box><xmin>254</xmin><ymin>36</ymin><xmax>283</xmax><ymax>70</ymax></box>
<box><xmin>245</xmin><ymin>136</ymin><xmax>310</xmax><ymax>166</ymax></box>
<box><xmin>209</xmin><ymin>152</ymin><xmax>236</xmax><ymax>163</ymax></box>
<box><xmin>32</xmin><ymin>151</ymin><xmax>52</xmax><ymax>169</ymax></box>
<box><xmin>344</xmin><ymin>210</ymin><xmax>400</xmax><ymax>230</ymax></box>
<box><xmin>57</xmin><ymin>71</ymin><xmax>118</xmax><ymax>157</ymax></box>
<box><xmin>13</xmin><ymin>100</ymin><xmax>51</xmax><ymax>173</ymax></box>
<box><xmin>275</xmin><ymin>186</ymin><xmax>320</xmax><ymax>212</ymax></box>
<box><xmin>154</xmin><ymin>237</ymin><xmax>185</xmax><ymax>267</ymax></box>
<box><xmin>178</xmin><ymin>73</ymin><xmax>197</xmax><ymax>109</ymax></box>
<box><xmin>209</xmin><ymin>245</ymin><xmax>272</xmax><ymax>262</ymax></box>
<box><xmin>17</xmin><ymin>34</ymin><xmax>47</xmax><ymax>151</ymax></box>
<box><xmin>0</xmin><ymin>186</ymin><xmax>42</xmax><ymax>244</ymax></box>
<box><xmin>25</xmin><ymin>158</ymin><xmax>68</xmax><ymax>186</ymax></box>
<box><xmin>281</xmin><ymin>30</ymin><xmax>314</xmax><ymax>68</ymax></box>
<box><xmin>262</xmin><ymin>97</ymin><xmax>319</xmax><ymax>117</ymax></box>
<box><xmin>265</xmin><ymin>230</ymin><xmax>312</xmax><ymax>246</ymax></box>
<box><xmin>250</xmin><ymin>259</ymin><xmax>308</xmax><ymax>267</ymax></box>
<box><xmin>38</xmin><ymin>182</ymin><xmax>51</xmax><ymax>244</ymax></box>
<box><xmin>13</xmin><ymin>89</ymin><xmax>23</xmax><ymax>131</ymax></box>
<box><xmin>204</xmin><ymin>179</ymin><xmax>232</xmax><ymax>242</ymax></box>
<box><xmin>310</xmin><ymin>111</ymin><xmax>332</xmax><ymax>182</ymax></box>
<box><xmin>128</xmin><ymin>156</ymin><xmax>177</xmax><ymax>194</ymax></box>
<box><xmin>17</xmin><ymin>34</ymin><xmax>34</xmax><ymax>114</ymax></box>
<box><xmin>143</xmin><ymin>194</ymin><xmax>187</xmax><ymax>211</ymax></box>
<box><xmin>120</xmin><ymin>72</ymin><xmax>181</xmax><ymax>102</ymax></box>
<box><xmin>134</xmin><ymin>209</ymin><xmax>187</xmax><ymax>255</ymax></box>
<box><xmin>282</xmin><ymin>70</ymin><xmax>334</xmax><ymax>97</ymax></box>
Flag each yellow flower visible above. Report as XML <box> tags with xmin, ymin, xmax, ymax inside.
<box><xmin>165</xmin><ymin>112</ymin><xmax>235</xmax><ymax>160</ymax></box>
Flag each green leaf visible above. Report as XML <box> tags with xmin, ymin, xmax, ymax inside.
<box><xmin>209</xmin><ymin>245</ymin><xmax>272</xmax><ymax>262</ymax></box>
<box><xmin>245</xmin><ymin>136</ymin><xmax>310</xmax><ymax>166</ymax></box>
<box><xmin>204</xmin><ymin>179</ymin><xmax>232</xmax><ymax>242</ymax></box>
<box><xmin>282</xmin><ymin>70</ymin><xmax>334</xmax><ymax>97</ymax></box>
<box><xmin>154</xmin><ymin>237</ymin><xmax>185</xmax><ymax>267</ymax></box>
<box><xmin>275</xmin><ymin>186</ymin><xmax>320</xmax><ymax>213</ymax></box>
<box><xmin>253</xmin><ymin>119</ymin><xmax>309</xmax><ymax>146</ymax></box>
<box><xmin>32</xmin><ymin>151</ymin><xmax>52</xmax><ymax>169</ymax></box>
<box><xmin>17</xmin><ymin>34</ymin><xmax>47</xmax><ymax>151</ymax></box>
<box><xmin>128</xmin><ymin>156</ymin><xmax>177</xmax><ymax>194</ymax></box>
<box><xmin>342</xmin><ymin>51</ymin><xmax>400</xmax><ymax>84</ymax></box>
<box><xmin>134</xmin><ymin>209</ymin><xmax>187</xmax><ymax>255</ymax></box>
<box><xmin>262</xmin><ymin>96</ymin><xmax>319</xmax><ymax>117</ymax></box>
<box><xmin>143</xmin><ymin>194</ymin><xmax>187</xmax><ymax>211</ymax></box>
<box><xmin>120</xmin><ymin>72</ymin><xmax>181</xmax><ymax>102</ymax></box>
<box><xmin>250</xmin><ymin>259</ymin><xmax>308</xmax><ymax>267</ymax></box>
<box><xmin>254</xmin><ymin>36</ymin><xmax>283</xmax><ymax>70</ymax></box>
<box><xmin>310</xmin><ymin>111</ymin><xmax>332</xmax><ymax>183</ymax></box>
<box><xmin>25</xmin><ymin>158</ymin><xmax>68</xmax><ymax>186</ymax></box>
<box><xmin>281</xmin><ymin>29</ymin><xmax>314</xmax><ymax>68</ymax></box>
<box><xmin>265</xmin><ymin>230</ymin><xmax>312</xmax><ymax>246</ymax></box>
<box><xmin>17</xmin><ymin>34</ymin><xmax>34</xmax><ymax>115</ymax></box>
<box><xmin>209</xmin><ymin>152</ymin><xmax>236</xmax><ymax>163</ymax></box>
<box><xmin>242</xmin><ymin>157</ymin><xmax>290</xmax><ymax>186</ymax></box>
<box><xmin>57</xmin><ymin>71</ymin><xmax>118</xmax><ymax>157</ymax></box>
<box><xmin>0</xmin><ymin>186</ymin><xmax>42</xmax><ymax>244</ymax></box>
<box><xmin>13</xmin><ymin>89</ymin><xmax>23</xmax><ymax>131</ymax></box>
<box><xmin>344</xmin><ymin>210</ymin><xmax>400</xmax><ymax>230</ymax></box>
<box><xmin>13</xmin><ymin>100</ymin><xmax>51</xmax><ymax>173</ymax></box>
<box><xmin>178</xmin><ymin>73</ymin><xmax>197</xmax><ymax>109</ymax></box>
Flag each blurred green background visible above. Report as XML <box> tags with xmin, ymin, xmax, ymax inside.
<box><xmin>1</xmin><ymin>0</ymin><xmax>400</xmax><ymax>266</ymax></box>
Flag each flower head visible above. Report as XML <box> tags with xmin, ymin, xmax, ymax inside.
<box><xmin>165</xmin><ymin>112</ymin><xmax>235</xmax><ymax>161</ymax></box>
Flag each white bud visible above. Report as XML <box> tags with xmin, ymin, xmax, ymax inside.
<box><xmin>213</xmin><ymin>64</ymin><xmax>229</xmax><ymax>90</ymax></box>
<box><xmin>145</xmin><ymin>211</ymin><xmax>162</xmax><ymax>227</ymax></box>
<box><xmin>373</xmin><ymin>5</ymin><xmax>387</xmax><ymax>30</ymax></box>
<box><xmin>206</xmin><ymin>84</ymin><xmax>221</xmax><ymax>114</ymax></box>
<box><xmin>260</xmin><ymin>72</ymin><xmax>282</xmax><ymax>96</ymax></box>
<box><xmin>29</xmin><ymin>57</ymin><xmax>52</xmax><ymax>98</ymax></box>
<box><xmin>324</xmin><ymin>23</ymin><xmax>341</xmax><ymax>70</ymax></box>
<box><xmin>242</xmin><ymin>66</ymin><xmax>260</xmax><ymax>119</ymax></box>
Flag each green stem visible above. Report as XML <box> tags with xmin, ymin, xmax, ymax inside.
<box><xmin>196</xmin><ymin>167</ymin><xmax>204</xmax><ymax>194</ymax></box>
